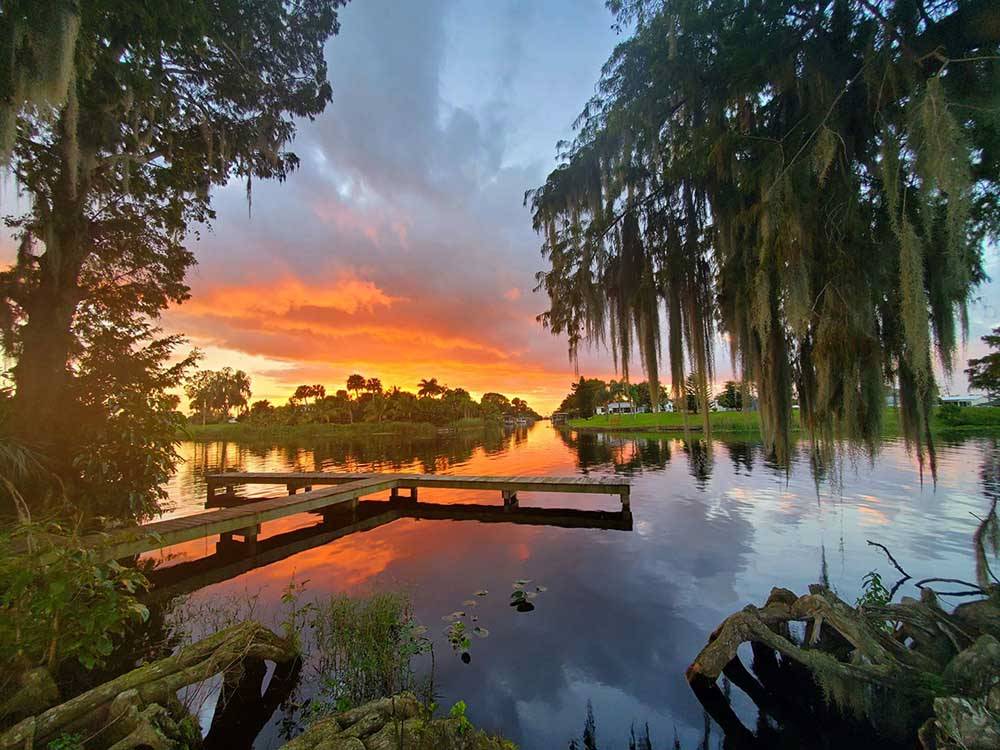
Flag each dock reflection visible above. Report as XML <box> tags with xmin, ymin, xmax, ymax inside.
<box><xmin>147</xmin><ymin>497</ymin><xmax>632</xmax><ymax>599</ymax></box>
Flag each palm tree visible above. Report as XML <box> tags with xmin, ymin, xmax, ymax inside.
<box><xmin>417</xmin><ymin>378</ymin><xmax>444</xmax><ymax>398</ymax></box>
<box><xmin>346</xmin><ymin>373</ymin><xmax>365</xmax><ymax>399</ymax></box>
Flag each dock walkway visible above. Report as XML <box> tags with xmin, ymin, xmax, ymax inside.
<box><xmin>82</xmin><ymin>471</ymin><xmax>630</xmax><ymax>561</ymax></box>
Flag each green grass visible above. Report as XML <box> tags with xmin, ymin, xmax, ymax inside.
<box><xmin>180</xmin><ymin>418</ymin><xmax>495</xmax><ymax>442</ymax></box>
<box><xmin>568</xmin><ymin>410</ymin><xmax>771</xmax><ymax>432</ymax></box>
<box><xmin>567</xmin><ymin>406</ymin><xmax>1000</xmax><ymax>436</ymax></box>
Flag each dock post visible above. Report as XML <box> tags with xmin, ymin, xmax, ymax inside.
<box><xmin>304</xmin><ymin>485</ymin><xmax>313</xmax><ymax>493</ymax></box>
<box><xmin>286</xmin><ymin>483</ymin><xmax>297</xmax><ymax>495</ymax></box>
<box><xmin>502</xmin><ymin>490</ymin><xmax>518</xmax><ymax>509</ymax></box>
<box><xmin>206</xmin><ymin>477</ymin><xmax>218</xmax><ymax>505</ymax></box>
<box><xmin>219</xmin><ymin>524</ymin><xmax>260</xmax><ymax>553</ymax></box>
<box><xmin>620</xmin><ymin>488</ymin><xmax>630</xmax><ymax>510</ymax></box>
<box><xmin>391</xmin><ymin>486</ymin><xmax>418</xmax><ymax>502</ymax></box>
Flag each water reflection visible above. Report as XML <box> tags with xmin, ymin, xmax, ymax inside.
<box><xmin>154</xmin><ymin>425</ymin><xmax>999</xmax><ymax>750</ymax></box>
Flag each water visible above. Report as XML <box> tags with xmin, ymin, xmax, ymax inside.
<box><xmin>148</xmin><ymin>423</ymin><xmax>998</xmax><ymax>749</ymax></box>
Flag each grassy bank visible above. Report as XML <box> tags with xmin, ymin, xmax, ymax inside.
<box><xmin>180</xmin><ymin>417</ymin><xmax>496</xmax><ymax>441</ymax></box>
<box><xmin>567</xmin><ymin>406</ymin><xmax>1000</xmax><ymax>435</ymax></box>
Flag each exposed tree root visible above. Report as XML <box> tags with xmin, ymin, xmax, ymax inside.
<box><xmin>0</xmin><ymin>621</ymin><xmax>297</xmax><ymax>750</ymax></box>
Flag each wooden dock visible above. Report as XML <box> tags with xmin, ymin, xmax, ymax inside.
<box><xmin>206</xmin><ymin>470</ymin><xmax>631</xmax><ymax>508</ymax></box>
<box><xmin>82</xmin><ymin>471</ymin><xmax>631</xmax><ymax>562</ymax></box>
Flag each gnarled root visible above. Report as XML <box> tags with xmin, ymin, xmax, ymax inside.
<box><xmin>0</xmin><ymin>621</ymin><xmax>298</xmax><ymax>750</ymax></box>
<box><xmin>686</xmin><ymin>585</ymin><xmax>1000</xmax><ymax>746</ymax></box>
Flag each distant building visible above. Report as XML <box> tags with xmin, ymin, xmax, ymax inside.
<box><xmin>939</xmin><ymin>394</ymin><xmax>989</xmax><ymax>408</ymax></box>
<box><xmin>606</xmin><ymin>401</ymin><xmax>634</xmax><ymax>415</ymax></box>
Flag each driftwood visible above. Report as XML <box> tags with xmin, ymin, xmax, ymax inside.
<box><xmin>0</xmin><ymin>621</ymin><xmax>298</xmax><ymax>750</ymax></box>
<box><xmin>686</xmin><ymin>502</ymin><xmax>1000</xmax><ymax>749</ymax></box>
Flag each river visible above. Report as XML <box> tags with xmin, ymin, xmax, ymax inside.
<box><xmin>148</xmin><ymin>422</ymin><xmax>998</xmax><ymax>749</ymax></box>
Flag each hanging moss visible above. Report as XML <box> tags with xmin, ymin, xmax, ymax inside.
<box><xmin>528</xmin><ymin>0</ymin><xmax>998</xmax><ymax>467</ymax></box>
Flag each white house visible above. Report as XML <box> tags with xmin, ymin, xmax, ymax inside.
<box><xmin>606</xmin><ymin>401</ymin><xmax>634</xmax><ymax>415</ymax></box>
<box><xmin>939</xmin><ymin>394</ymin><xmax>989</xmax><ymax>408</ymax></box>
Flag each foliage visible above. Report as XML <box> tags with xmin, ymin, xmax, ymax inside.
<box><xmin>856</xmin><ymin>570</ymin><xmax>892</xmax><ymax>610</ymax></box>
<box><xmin>69</xmin><ymin>323</ymin><xmax>194</xmax><ymax>519</ymax></box>
<box><xmin>0</xmin><ymin>522</ymin><xmax>149</xmax><ymax>689</ymax></box>
<box><xmin>449</xmin><ymin>700</ymin><xmax>473</xmax><ymax>736</ymax></box>
<box><xmin>418</xmin><ymin>378</ymin><xmax>446</xmax><ymax>398</ymax></box>
<box><xmin>212</xmin><ymin>373</ymin><xmax>541</xmax><ymax>428</ymax></box>
<box><xmin>0</xmin><ymin>0</ymin><xmax>348</xmax><ymax>517</ymax></box>
<box><xmin>716</xmin><ymin>381</ymin><xmax>743</xmax><ymax>411</ymax></box>
<box><xmin>184</xmin><ymin>368</ymin><xmax>252</xmax><ymax>424</ymax></box>
<box><xmin>45</xmin><ymin>734</ymin><xmax>84</xmax><ymax>750</ymax></box>
<box><xmin>966</xmin><ymin>326</ymin><xmax>1000</xmax><ymax>404</ymax></box>
<box><xmin>528</xmin><ymin>0</ymin><xmax>1000</xmax><ymax>470</ymax></box>
<box><xmin>309</xmin><ymin>591</ymin><xmax>431</xmax><ymax>713</ymax></box>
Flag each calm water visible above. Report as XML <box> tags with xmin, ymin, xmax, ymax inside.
<box><xmin>148</xmin><ymin>423</ymin><xmax>999</xmax><ymax>749</ymax></box>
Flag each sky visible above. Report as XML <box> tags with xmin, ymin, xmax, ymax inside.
<box><xmin>1</xmin><ymin>0</ymin><xmax>997</xmax><ymax>414</ymax></box>
<box><xmin>162</xmin><ymin>0</ymin><xmax>627</xmax><ymax>414</ymax></box>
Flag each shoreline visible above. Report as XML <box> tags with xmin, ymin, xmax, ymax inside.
<box><xmin>566</xmin><ymin>406</ymin><xmax>1000</xmax><ymax>436</ymax></box>
<box><xmin>179</xmin><ymin>417</ymin><xmax>500</xmax><ymax>442</ymax></box>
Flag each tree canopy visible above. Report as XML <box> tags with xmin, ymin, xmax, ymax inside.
<box><xmin>966</xmin><ymin>326</ymin><xmax>1000</xmax><ymax>404</ymax></box>
<box><xmin>528</xmin><ymin>0</ymin><xmax>999</xmax><ymax>470</ymax></box>
<box><xmin>0</xmin><ymin>0</ymin><xmax>347</xmax><ymax>516</ymax></box>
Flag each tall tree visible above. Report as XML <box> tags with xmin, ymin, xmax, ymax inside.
<box><xmin>346</xmin><ymin>373</ymin><xmax>366</xmax><ymax>399</ymax></box>
<box><xmin>417</xmin><ymin>378</ymin><xmax>444</xmax><ymax>398</ymax></box>
<box><xmin>528</xmin><ymin>0</ymin><xmax>999</xmax><ymax>469</ymax></box>
<box><xmin>1</xmin><ymin>0</ymin><xmax>346</xmax><ymax>503</ymax></box>
<box><xmin>966</xmin><ymin>327</ymin><xmax>1000</xmax><ymax>404</ymax></box>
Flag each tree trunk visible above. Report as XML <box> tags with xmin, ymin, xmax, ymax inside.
<box><xmin>10</xmin><ymin>224</ymin><xmax>85</xmax><ymax>461</ymax></box>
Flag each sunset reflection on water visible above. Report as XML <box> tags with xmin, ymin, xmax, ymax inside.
<box><xmin>149</xmin><ymin>423</ymin><xmax>998</xmax><ymax>750</ymax></box>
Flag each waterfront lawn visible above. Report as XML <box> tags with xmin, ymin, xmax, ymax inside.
<box><xmin>568</xmin><ymin>406</ymin><xmax>1000</xmax><ymax>434</ymax></box>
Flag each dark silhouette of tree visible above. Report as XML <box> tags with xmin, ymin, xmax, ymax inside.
<box><xmin>716</xmin><ymin>381</ymin><xmax>743</xmax><ymax>410</ymax></box>
<box><xmin>347</xmin><ymin>374</ymin><xmax>366</xmax><ymax>399</ymax></box>
<box><xmin>966</xmin><ymin>327</ymin><xmax>1000</xmax><ymax>404</ymax></box>
<box><xmin>0</xmin><ymin>0</ymin><xmax>347</xmax><ymax>514</ymax></box>
<box><xmin>417</xmin><ymin>378</ymin><xmax>445</xmax><ymax>398</ymax></box>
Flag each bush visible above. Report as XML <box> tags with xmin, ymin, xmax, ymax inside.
<box><xmin>0</xmin><ymin>522</ymin><xmax>150</xmax><ymax>688</ymax></box>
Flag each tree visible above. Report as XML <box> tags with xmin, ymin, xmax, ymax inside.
<box><xmin>249</xmin><ymin>400</ymin><xmax>273</xmax><ymax>420</ymax></box>
<box><xmin>0</xmin><ymin>0</ymin><xmax>347</xmax><ymax>511</ymax></box>
<box><xmin>185</xmin><ymin>368</ymin><xmax>251</xmax><ymax>422</ymax></box>
<box><xmin>347</xmin><ymin>374</ymin><xmax>366</xmax><ymax>399</ymax></box>
<box><xmin>716</xmin><ymin>381</ymin><xmax>743</xmax><ymax>411</ymax></box>
<box><xmin>364</xmin><ymin>392</ymin><xmax>389</xmax><ymax>423</ymax></box>
<box><xmin>966</xmin><ymin>327</ymin><xmax>1000</xmax><ymax>404</ymax></box>
<box><xmin>528</xmin><ymin>0</ymin><xmax>1000</xmax><ymax>468</ymax></box>
<box><xmin>481</xmin><ymin>392</ymin><xmax>511</xmax><ymax>416</ymax></box>
<box><xmin>417</xmin><ymin>378</ymin><xmax>444</xmax><ymax>398</ymax></box>
<box><xmin>365</xmin><ymin>377</ymin><xmax>382</xmax><ymax>395</ymax></box>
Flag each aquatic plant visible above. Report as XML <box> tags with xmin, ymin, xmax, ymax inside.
<box><xmin>310</xmin><ymin>591</ymin><xmax>432</xmax><ymax>713</ymax></box>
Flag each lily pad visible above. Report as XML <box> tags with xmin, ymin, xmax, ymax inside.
<box><xmin>536</xmin><ymin>585</ymin><xmax>547</xmax><ymax>592</ymax></box>
<box><xmin>473</xmin><ymin>626</ymin><xmax>490</xmax><ymax>638</ymax></box>
<box><xmin>441</xmin><ymin>611</ymin><xmax>465</xmax><ymax>622</ymax></box>
<box><xmin>474</xmin><ymin>590</ymin><xmax>489</xmax><ymax>597</ymax></box>
<box><xmin>514</xmin><ymin>601</ymin><xmax>535</xmax><ymax>613</ymax></box>
<box><xmin>515</xmin><ymin>579</ymin><xmax>532</xmax><ymax>585</ymax></box>
<box><xmin>462</xmin><ymin>599</ymin><xmax>478</xmax><ymax>607</ymax></box>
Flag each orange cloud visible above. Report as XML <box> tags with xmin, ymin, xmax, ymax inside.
<box><xmin>164</xmin><ymin>264</ymin><xmax>622</xmax><ymax>413</ymax></box>
<box><xmin>182</xmin><ymin>272</ymin><xmax>402</xmax><ymax>318</ymax></box>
